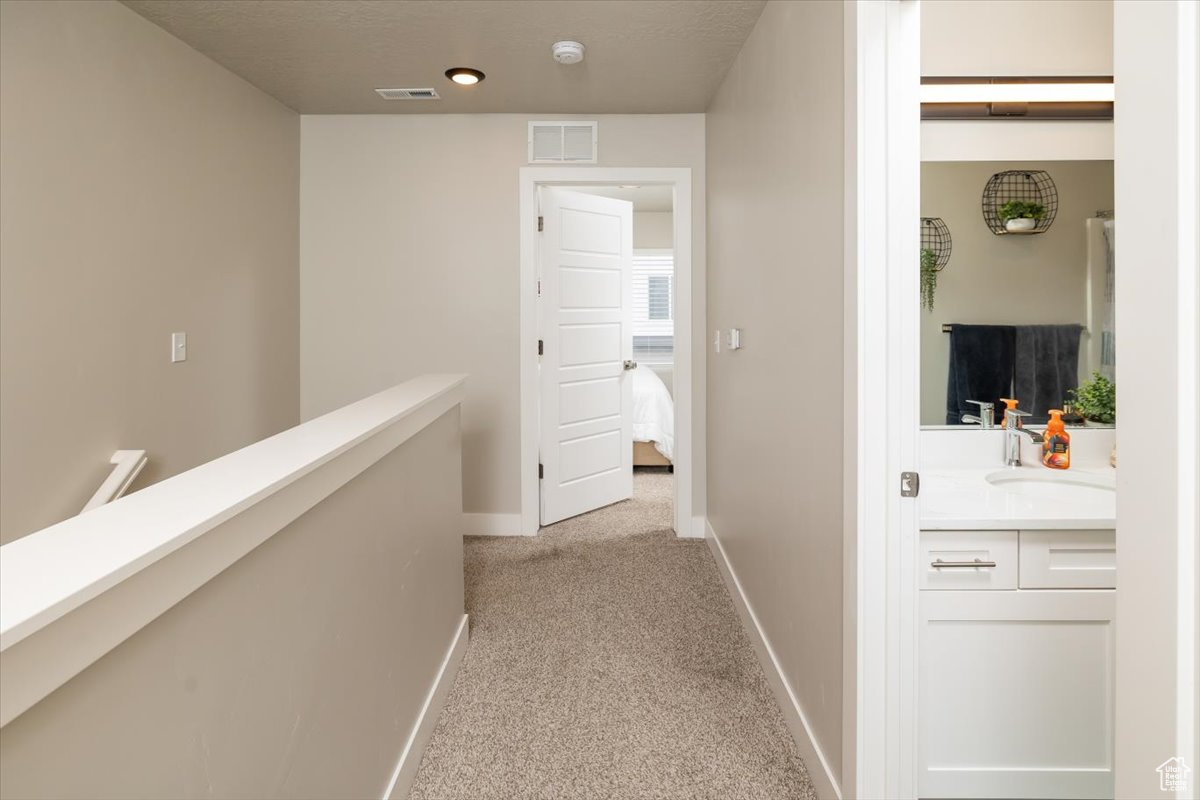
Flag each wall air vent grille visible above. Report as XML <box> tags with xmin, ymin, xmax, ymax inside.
<box><xmin>528</xmin><ymin>121</ymin><xmax>598</xmax><ymax>164</ymax></box>
<box><xmin>375</xmin><ymin>88</ymin><xmax>441</xmax><ymax>100</ymax></box>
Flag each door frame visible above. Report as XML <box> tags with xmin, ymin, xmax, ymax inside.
<box><xmin>1111</xmin><ymin>1</ymin><xmax>1199</xmax><ymax>794</ymax></box>
<box><xmin>849</xmin><ymin>1</ymin><xmax>922</xmax><ymax>798</ymax></box>
<box><xmin>519</xmin><ymin>167</ymin><xmax>694</xmax><ymax>538</ymax></box>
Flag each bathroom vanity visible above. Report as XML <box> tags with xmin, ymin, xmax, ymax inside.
<box><xmin>917</xmin><ymin>431</ymin><xmax>1116</xmax><ymax>800</ymax></box>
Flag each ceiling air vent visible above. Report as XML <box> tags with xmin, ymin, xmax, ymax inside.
<box><xmin>375</xmin><ymin>87</ymin><xmax>441</xmax><ymax>101</ymax></box>
<box><xmin>528</xmin><ymin>121</ymin><xmax>598</xmax><ymax>164</ymax></box>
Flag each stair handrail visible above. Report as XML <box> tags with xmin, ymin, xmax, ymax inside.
<box><xmin>81</xmin><ymin>450</ymin><xmax>147</xmax><ymax>513</ymax></box>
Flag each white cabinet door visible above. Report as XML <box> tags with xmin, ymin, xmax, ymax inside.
<box><xmin>538</xmin><ymin>189</ymin><xmax>634</xmax><ymax>525</ymax></box>
<box><xmin>920</xmin><ymin>590</ymin><xmax>1115</xmax><ymax>799</ymax></box>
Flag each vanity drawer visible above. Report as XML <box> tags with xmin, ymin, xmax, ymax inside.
<box><xmin>1019</xmin><ymin>530</ymin><xmax>1116</xmax><ymax>589</ymax></box>
<box><xmin>920</xmin><ymin>530</ymin><xmax>1018</xmax><ymax>590</ymax></box>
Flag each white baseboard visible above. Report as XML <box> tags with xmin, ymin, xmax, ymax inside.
<box><xmin>462</xmin><ymin>513</ymin><xmax>529</xmax><ymax>537</ymax></box>
<box><xmin>706</xmin><ymin>521</ymin><xmax>843</xmax><ymax>800</ymax></box>
<box><xmin>382</xmin><ymin>613</ymin><xmax>469</xmax><ymax>800</ymax></box>
<box><xmin>677</xmin><ymin>514</ymin><xmax>706</xmax><ymax>539</ymax></box>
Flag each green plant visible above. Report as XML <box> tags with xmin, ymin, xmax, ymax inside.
<box><xmin>998</xmin><ymin>200</ymin><xmax>1047</xmax><ymax>222</ymax></box>
<box><xmin>920</xmin><ymin>247</ymin><xmax>937</xmax><ymax>311</ymax></box>
<box><xmin>1068</xmin><ymin>371</ymin><xmax>1115</xmax><ymax>424</ymax></box>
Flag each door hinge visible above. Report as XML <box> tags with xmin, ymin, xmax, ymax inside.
<box><xmin>901</xmin><ymin>471</ymin><xmax>920</xmax><ymax>498</ymax></box>
<box><xmin>539</xmin><ymin>463</ymin><xmax>544</xmax><ymax>479</ymax></box>
<box><xmin>537</xmin><ymin>215</ymin><xmax>544</xmax><ymax>232</ymax></box>
<box><xmin>538</xmin><ymin>339</ymin><xmax>544</xmax><ymax>356</ymax></box>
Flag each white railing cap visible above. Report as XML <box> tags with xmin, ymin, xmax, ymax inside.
<box><xmin>0</xmin><ymin>374</ymin><xmax>466</xmax><ymax>652</ymax></box>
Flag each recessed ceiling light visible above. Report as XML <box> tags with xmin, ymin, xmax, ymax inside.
<box><xmin>619</xmin><ymin>185</ymin><xmax>641</xmax><ymax>189</ymax></box>
<box><xmin>445</xmin><ymin>68</ymin><xmax>485</xmax><ymax>86</ymax></box>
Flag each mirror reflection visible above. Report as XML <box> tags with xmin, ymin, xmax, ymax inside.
<box><xmin>920</xmin><ymin>160</ymin><xmax>1115</xmax><ymax>428</ymax></box>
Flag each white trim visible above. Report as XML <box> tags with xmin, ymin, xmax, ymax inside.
<box><xmin>0</xmin><ymin>375</ymin><xmax>466</xmax><ymax>727</ymax></box>
<box><xmin>841</xmin><ymin>5</ymin><xmax>860</xmax><ymax>796</ymax></box>
<box><xmin>852</xmin><ymin>2</ymin><xmax>922</xmax><ymax>798</ymax></box>
<box><xmin>382</xmin><ymin>613</ymin><xmax>469</xmax><ymax>800</ymax></box>
<box><xmin>1112</xmin><ymin>1</ymin><xmax>1200</xmax><ymax>793</ymax></box>
<box><xmin>706</xmin><ymin>520</ymin><xmax>841</xmax><ymax>800</ymax></box>
<box><xmin>81</xmin><ymin>449</ymin><xmax>148</xmax><ymax>513</ymax></box>
<box><xmin>1173</xmin><ymin>0</ymin><xmax>1199</xmax><ymax>773</ymax></box>
<box><xmin>461</xmin><ymin>513</ymin><xmax>528</xmax><ymax>537</ymax></box>
<box><xmin>519</xmin><ymin>167</ymin><xmax>694</xmax><ymax>539</ymax></box>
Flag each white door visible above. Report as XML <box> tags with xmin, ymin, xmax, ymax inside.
<box><xmin>538</xmin><ymin>188</ymin><xmax>634</xmax><ymax>525</ymax></box>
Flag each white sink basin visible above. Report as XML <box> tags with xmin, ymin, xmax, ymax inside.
<box><xmin>985</xmin><ymin>469</ymin><xmax>1115</xmax><ymax>501</ymax></box>
<box><xmin>921</xmin><ymin>465</ymin><xmax>1116</xmax><ymax>529</ymax></box>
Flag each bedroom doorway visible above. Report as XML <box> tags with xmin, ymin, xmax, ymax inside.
<box><xmin>518</xmin><ymin>167</ymin><xmax>695</xmax><ymax>538</ymax></box>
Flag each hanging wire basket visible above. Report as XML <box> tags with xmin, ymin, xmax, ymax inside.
<box><xmin>920</xmin><ymin>217</ymin><xmax>953</xmax><ymax>270</ymax></box>
<box><xmin>981</xmin><ymin>169</ymin><xmax>1058</xmax><ymax>235</ymax></box>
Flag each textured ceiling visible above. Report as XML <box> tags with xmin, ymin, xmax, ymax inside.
<box><xmin>121</xmin><ymin>0</ymin><xmax>766</xmax><ymax>114</ymax></box>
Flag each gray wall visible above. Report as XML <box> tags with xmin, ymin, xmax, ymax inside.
<box><xmin>633</xmin><ymin>211</ymin><xmax>673</xmax><ymax>249</ymax></box>
<box><xmin>919</xmin><ymin>160</ymin><xmax>1115</xmax><ymax>425</ymax></box>
<box><xmin>299</xmin><ymin>114</ymin><xmax>705</xmax><ymax>516</ymax></box>
<box><xmin>0</xmin><ymin>0</ymin><xmax>300</xmax><ymax>544</ymax></box>
<box><xmin>706</xmin><ymin>0</ymin><xmax>846</xmax><ymax>782</ymax></box>
<box><xmin>0</xmin><ymin>408</ymin><xmax>465</xmax><ymax>799</ymax></box>
<box><xmin>922</xmin><ymin>0</ymin><xmax>1112</xmax><ymax>77</ymax></box>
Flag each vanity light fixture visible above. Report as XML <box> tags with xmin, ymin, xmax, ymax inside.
<box><xmin>445</xmin><ymin>68</ymin><xmax>485</xmax><ymax>86</ymax></box>
<box><xmin>921</xmin><ymin>77</ymin><xmax>1113</xmax><ymax>120</ymax></box>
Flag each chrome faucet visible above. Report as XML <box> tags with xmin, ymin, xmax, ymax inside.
<box><xmin>961</xmin><ymin>400</ymin><xmax>995</xmax><ymax>429</ymax></box>
<box><xmin>1003</xmin><ymin>408</ymin><xmax>1044</xmax><ymax>467</ymax></box>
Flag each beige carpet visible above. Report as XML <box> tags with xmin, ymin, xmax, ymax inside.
<box><xmin>408</xmin><ymin>470</ymin><xmax>816</xmax><ymax>800</ymax></box>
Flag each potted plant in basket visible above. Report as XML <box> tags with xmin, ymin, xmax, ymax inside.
<box><xmin>920</xmin><ymin>247</ymin><xmax>937</xmax><ymax>311</ymax></box>
<box><xmin>1068</xmin><ymin>371</ymin><xmax>1115</xmax><ymax>425</ymax></box>
<box><xmin>998</xmin><ymin>200</ymin><xmax>1046</xmax><ymax>233</ymax></box>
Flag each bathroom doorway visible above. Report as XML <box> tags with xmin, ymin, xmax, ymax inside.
<box><xmin>851</xmin><ymin>2</ymin><xmax>1198</xmax><ymax>798</ymax></box>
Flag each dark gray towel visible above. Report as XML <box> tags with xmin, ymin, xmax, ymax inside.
<box><xmin>1013</xmin><ymin>325</ymin><xmax>1083</xmax><ymax>424</ymax></box>
<box><xmin>945</xmin><ymin>324</ymin><xmax>1016</xmax><ymax>425</ymax></box>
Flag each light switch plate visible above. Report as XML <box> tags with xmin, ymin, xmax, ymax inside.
<box><xmin>727</xmin><ymin>328</ymin><xmax>742</xmax><ymax>350</ymax></box>
<box><xmin>171</xmin><ymin>332</ymin><xmax>187</xmax><ymax>363</ymax></box>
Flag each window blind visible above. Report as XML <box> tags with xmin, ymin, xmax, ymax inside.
<box><xmin>632</xmin><ymin>250</ymin><xmax>674</xmax><ymax>364</ymax></box>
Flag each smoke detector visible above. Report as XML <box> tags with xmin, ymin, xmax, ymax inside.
<box><xmin>551</xmin><ymin>41</ymin><xmax>585</xmax><ymax>65</ymax></box>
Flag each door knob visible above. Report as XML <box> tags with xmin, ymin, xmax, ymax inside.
<box><xmin>623</xmin><ymin>360</ymin><xmax>638</xmax><ymax>370</ymax></box>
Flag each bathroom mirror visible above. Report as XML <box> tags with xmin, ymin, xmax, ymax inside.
<box><xmin>920</xmin><ymin>160</ymin><xmax>1115</xmax><ymax>428</ymax></box>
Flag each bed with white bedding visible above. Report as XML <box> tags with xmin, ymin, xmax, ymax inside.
<box><xmin>632</xmin><ymin>366</ymin><xmax>674</xmax><ymax>465</ymax></box>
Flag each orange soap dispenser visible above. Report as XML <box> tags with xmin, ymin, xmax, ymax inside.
<box><xmin>1042</xmin><ymin>409</ymin><xmax>1071</xmax><ymax>469</ymax></box>
<box><xmin>1000</xmin><ymin>398</ymin><xmax>1021</xmax><ymax>426</ymax></box>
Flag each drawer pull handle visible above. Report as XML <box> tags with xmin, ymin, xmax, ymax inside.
<box><xmin>931</xmin><ymin>558</ymin><xmax>997</xmax><ymax>569</ymax></box>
